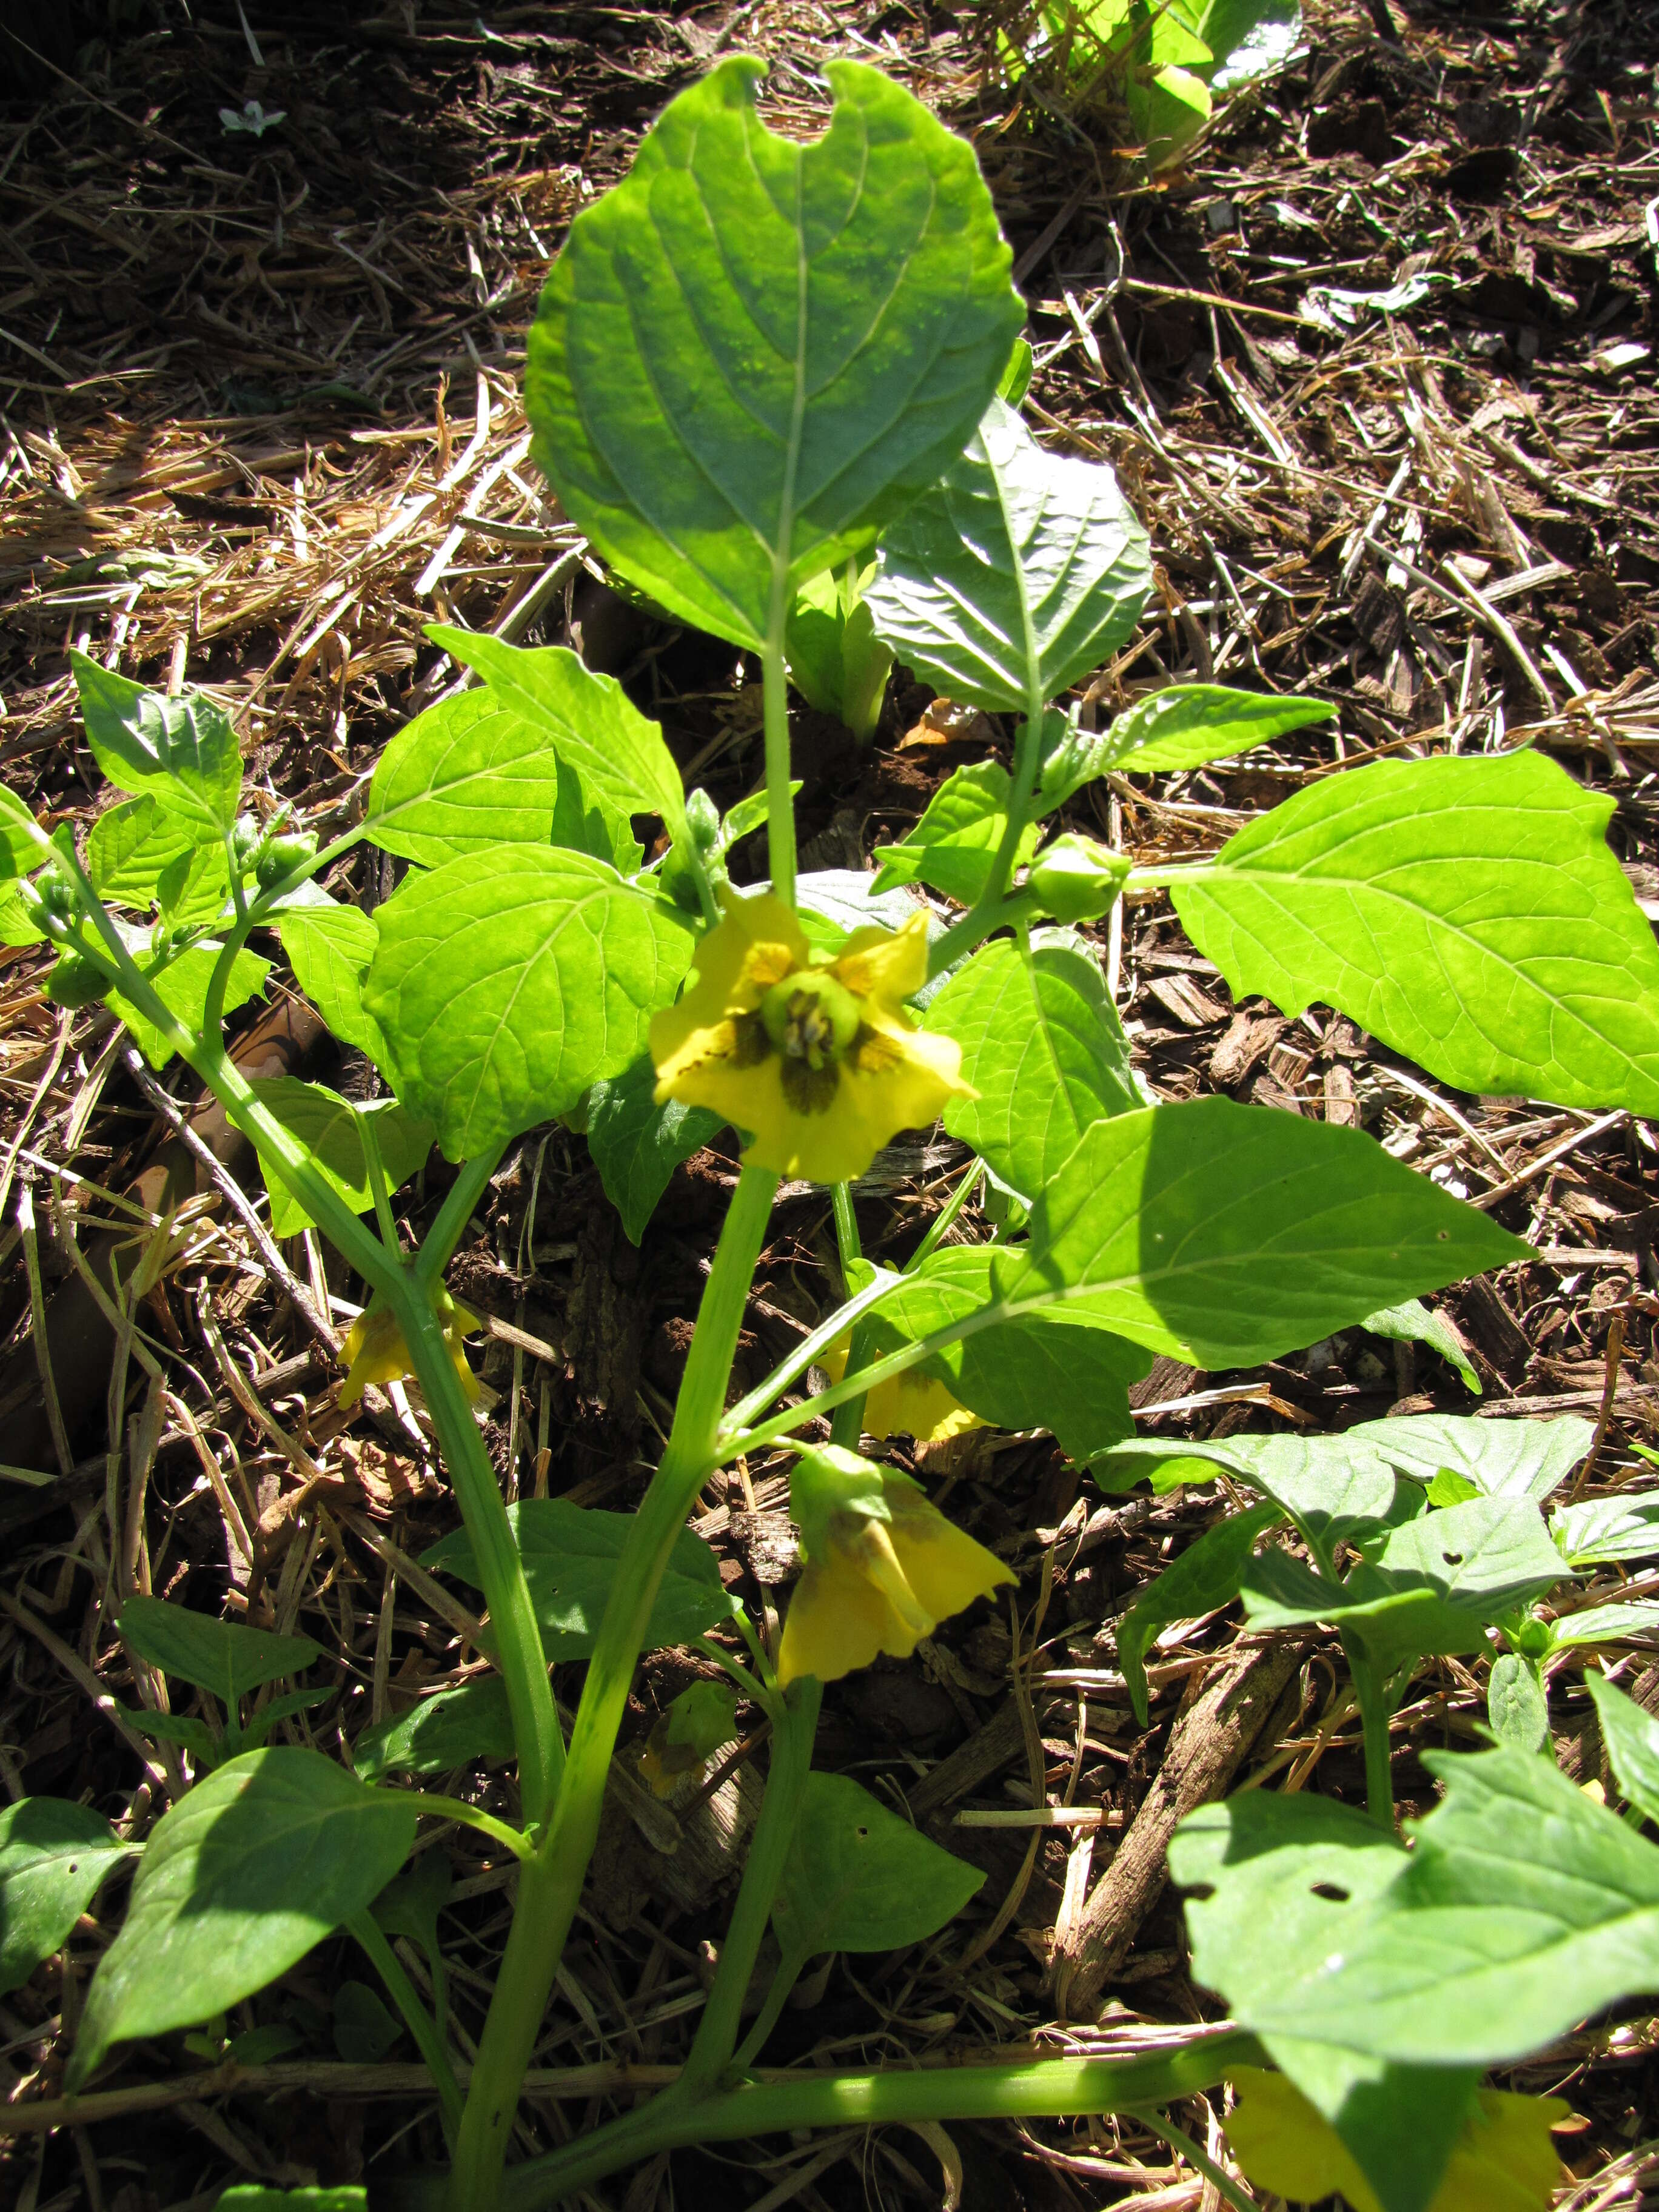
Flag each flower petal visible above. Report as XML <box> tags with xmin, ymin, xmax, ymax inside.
<box><xmin>651</xmin><ymin>891</ymin><xmax>807</xmax><ymax>1094</ymax></box>
<box><xmin>833</xmin><ymin>909</ymin><xmax>930</xmax><ymax>1012</ymax></box>
<box><xmin>865</xmin><ymin>1367</ymin><xmax>984</xmax><ymax>1445</ymax></box>
<box><xmin>890</xmin><ymin>1502</ymin><xmax>1013</xmax><ymax>1625</ymax></box>
<box><xmin>777</xmin><ymin>1556</ymin><xmax>902</xmax><ymax>1686</ymax></box>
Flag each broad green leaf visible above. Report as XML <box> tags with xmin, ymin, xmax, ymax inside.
<box><xmin>69</xmin><ymin>1748</ymin><xmax>416</xmax><ymax>2090</ymax></box>
<box><xmin>1093</xmin><ymin>1431</ymin><xmax>1398</xmax><ymax>1568</ymax></box>
<box><xmin>89</xmin><ymin>796</ymin><xmax>221</xmax><ymax>913</ymax></box>
<box><xmin>1350</xmin><ymin>1412</ymin><xmax>1591</xmax><ymax>1503</ymax></box>
<box><xmin>924</xmin><ymin>931</ymin><xmax>1136</xmax><ymax>1201</ymax></box>
<box><xmin>423</xmin><ymin>1500</ymin><xmax>734</xmax><ymax>1658</ymax></box>
<box><xmin>794</xmin><ymin>868</ymin><xmax>923</xmax><ymax>953</ymax></box>
<box><xmin>1488</xmin><ymin>1652</ymin><xmax>1548</xmax><ymax>1755</ymax></box>
<box><xmin>117</xmin><ymin>1706</ymin><xmax>221</xmax><ymax>1762</ymax></box>
<box><xmin>1241</xmin><ymin>1494</ymin><xmax>1569</xmax><ymax>1671</ymax></box>
<box><xmin>1197</xmin><ymin>0</ymin><xmax>1302</xmax><ymax>91</ymax></box>
<box><xmin>274</xmin><ymin>894</ymin><xmax>389</xmax><ymax>1065</ymax></box>
<box><xmin>1359</xmin><ymin>1298</ymin><xmax>1480</xmax><ymax>1395</ymax></box>
<box><xmin>870</xmin><ymin>761</ymin><xmax>1039</xmax><ymax>907</ymax></box>
<box><xmin>412</xmin><ymin>628</ymin><xmax>685</xmax><ymax>845</ymax></box>
<box><xmin>526</xmin><ymin>58</ymin><xmax>1022</xmax><ymax>654</ymax></box>
<box><xmin>1172</xmin><ymin>749</ymin><xmax>1659</xmax><ymax>1113</ymax></box>
<box><xmin>70</xmin><ymin>654</ymin><xmax>242</xmax><ymax>836</ymax></box>
<box><xmin>871</xmin><ymin>1245</ymin><xmax>1149</xmax><ymax>1461</ymax></box>
<box><xmin>157</xmin><ymin>843</ymin><xmax>233</xmax><ymax>926</ymax></box>
<box><xmin>1545</xmin><ymin>1598</ymin><xmax>1659</xmax><ymax>1651</ymax></box>
<box><xmin>866</xmin><ymin>395</ymin><xmax>1150</xmax><ymax>715</ymax></box>
<box><xmin>333</xmin><ymin>1980</ymin><xmax>401</xmax><ymax>2062</ymax></box>
<box><xmin>1128</xmin><ymin>61</ymin><xmax>1212</xmax><ymax>170</ymax></box>
<box><xmin>110</xmin><ymin>942</ymin><xmax>269</xmax><ymax>1069</ymax></box>
<box><xmin>1117</xmin><ymin>1501</ymin><xmax>1282</xmax><ymax>1724</ymax></box>
<box><xmin>549</xmin><ymin>757</ymin><xmax>645</xmax><ymax>876</ymax></box>
<box><xmin>0</xmin><ymin>1800</ymin><xmax>133</xmax><ymax>1996</ymax></box>
<box><xmin>354</xmin><ymin>1679</ymin><xmax>515</xmax><ymax>1783</ymax></box>
<box><xmin>1586</xmin><ymin>1674</ymin><xmax>1659</xmax><ymax>1825</ymax></box>
<box><xmin>785</xmin><ymin>562</ymin><xmax>893</xmax><ymax>742</ymax></box>
<box><xmin>0</xmin><ymin>784</ymin><xmax>42</xmax><ymax>877</ymax></box>
<box><xmin>771</xmin><ymin>1772</ymin><xmax>983</xmax><ymax>1960</ymax></box>
<box><xmin>584</xmin><ymin>1054</ymin><xmax>721</xmax><ymax>1245</ymax></box>
<box><xmin>1550</xmin><ymin>1489</ymin><xmax>1659</xmax><ymax>1567</ymax></box>
<box><xmin>0</xmin><ymin>880</ymin><xmax>44</xmax><ymax>944</ymax></box>
<box><xmin>119</xmin><ymin>1595</ymin><xmax>321</xmax><ymax>1707</ymax></box>
<box><xmin>1101</xmin><ymin>683</ymin><xmax>1332</xmax><ymax>777</ymax></box>
<box><xmin>990</xmin><ymin>1096</ymin><xmax>1524</xmax><ymax>1370</ymax></box>
<box><xmin>248</xmin><ymin>1078</ymin><xmax>435</xmax><ymax>1238</ymax></box>
<box><xmin>363</xmin><ymin>847</ymin><xmax>695</xmax><ymax>1160</ymax></box>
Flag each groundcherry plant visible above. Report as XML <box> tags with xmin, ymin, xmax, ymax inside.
<box><xmin>7</xmin><ymin>54</ymin><xmax>1659</xmax><ymax>2212</ymax></box>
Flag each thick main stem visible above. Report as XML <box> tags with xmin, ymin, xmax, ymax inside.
<box><xmin>762</xmin><ymin>640</ymin><xmax>796</xmax><ymax>908</ymax></box>
<box><xmin>444</xmin><ymin>1168</ymin><xmax>778</xmax><ymax>2212</ymax></box>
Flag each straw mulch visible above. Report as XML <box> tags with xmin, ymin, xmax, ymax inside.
<box><xmin>2</xmin><ymin>1</ymin><xmax>1657</xmax><ymax>2207</ymax></box>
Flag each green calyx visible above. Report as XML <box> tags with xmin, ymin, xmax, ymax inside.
<box><xmin>788</xmin><ymin>1443</ymin><xmax>904</xmax><ymax>1561</ymax></box>
<box><xmin>760</xmin><ymin>970</ymin><xmax>861</xmax><ymax>1068</ymax></box>
<box><xmin>1027</xmin><ymin>833</ymin><xmax>1131</xmax><ymax>923</ymax></box>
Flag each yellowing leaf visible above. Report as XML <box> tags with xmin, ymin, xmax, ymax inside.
<box><xmin>1224</xmin><ymin>2067</ymin><xmax>1566</xmax><ymax>2212</ymax></box>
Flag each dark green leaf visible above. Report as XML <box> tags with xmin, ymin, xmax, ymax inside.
<box><xmin>585</xmin><ymin>1054</ymin><xmax>721</xmax><ymax>1245</ymax></box>
<box><xmin>1116</xmin><ymin>1501</ymin><xmax>1282</xmax><ymax>1725</ymax></box>
<box><xmin>866</xmin><ymin>395</ymin><xmax>1150</xmax><ymax>714</ymax></box>
<box><xmin>1356</xmin><ymin>1298</ymin><xmax>1480</xmax><ymax>1395</ymax></box>
<box><xmin>422</xmin><ymin>1500</ymin><xmax>734</xmax><ymax>1658</ymax></box>
<box><xmin>771</xmin><ymin>1772</ymin><xmax>983</xmax><ymax>1959</ymax></box>
<box><xmin>332</xmin><ymin>1980</ymin><xmax>403</xmax><ymax>2062</ymax></box>
<box><xmin>118</xmin><ymin>1595</ymin><xmax>321</xmax><ymax>1708</ymax></box>
<box><xmin>0</xmin><ymin>1800</ymin><xmax>133</xmax><ymax>1997</ymax></box>
<box><xmin>354</xmin><ymin>1680</ymin><xmax>516</xmax><ymax>1783</ymax></box>
<box><xmin>526</xmin><ymin>58</ymin><xmax>1022</xmax><ymax>653</ymax></box>
<box><xmin>785</xmin><ymin>564</ymin><xmax>893</xmax><ymax>743</ymax></box>
<box><xmin>71</xmin><ymin>654</ymin><xmax>242</xmax><ymax>835</ymax></box>
<box><xmin>69</xmin><ymin>1748</ymin><xmax>417</xmax><ymax>2089</ymax></box>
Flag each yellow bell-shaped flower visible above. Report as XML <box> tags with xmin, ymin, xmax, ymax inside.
<box><xmin>821</xmin><ymin>1333</ymin><xmax>984</xmax><ymax>1446</ymax></box>
<box><xmin>649</xmin><ymin>891</ymin><xmax>972</xmax><ymax>1185</ymax></box>
<box><xmin>777</xmin><ymin>1444</ymin><xmax>1013</xmax><ymax>1688</ymax></box>
<box><xmin>338</xmin><ymin>1285</ymin><xmax>482</xmax><ymax>1409</ymax></box>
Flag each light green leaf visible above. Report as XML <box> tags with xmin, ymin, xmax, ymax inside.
<box><xmin>1358</xmin><ymin>1298</ymin><xmax>1480</xmax><ymax>1395</ymax></box>
<box><xmin>423</xmin><ymin>1500</ymin><xmax>734</xmax><ymax>1658</ymax></box>
<box><xmin>785</xmin><ymin>562</ymin><xmax>893</xmax><ymax>742</ymax></box>
<box><xmin>70</xmin><ymin>654</ymin><xmax>243</xmax><ymax>835</ymax></box>
<box><xmin>549</xmin><ymin>757</ymin><xmax>644</xmax><ymax>876</ymax></box>
<box><xmin>1488</xmin><ymin>1651</ymin><xmax>1548</xmax><ymax>1755</ymax></box>
<box><xmin>363</xmin><ymin>847</ymin><xmax>695</xmax><ymax>1161</ymax></box>
<box><xmin>69</xmin><ymin>1748</ymin><xmax>417</xmax><ymax>2090</ymax></box>
<box><xmin>405</xmin><ymin>629</ymin><xmax>685</xmax><ymax>846</ymax></box>
<box><xmin>1545</xmin><ymin>1598</ymin><xmax>1659</xmax><ymax>1651</ymax></box>
<box><xmin>526</xmin><ymin>58</ymin><xmax>1022</xmax><ymax>654</ymax></box>
<box><xmin>1586</xmin><ymin>1674</ymin><xmax>1659</xmax><ymax>1824</ymax></box>
<box><xmin>110</xmin><ymin>943</ymin><xmax>270</xmax><ymax>1069</ymax></box>
<box><xmin>871</xmin><ymin>761</ymin><xmax>1039</xmax><ymax>907</ymax></box>
<box><xmin>1241</xmin><ymin>1494</ymin><xmax>1570</xmax><ymax>1671</ymax></box>
<box><xmin>1103</xmin><ymin>683</ymin><xmax>1333</xmax><ymax>777</ymax></box>
<box><xmin>990</xmin><ymin>1096</ymin><xmax>1525</xmax><ymax>1370</ymax></box>
<box><xmin>1350</xmin><ymin>1410</ymin><xmax>1591</xmax><ymax>1503</ymax></box>
<box><xmin>1093</xmin><ymin>1431</ymin><xmax>1398</xmax><ymax>1566</ymax></box>
<box><xmin>0</xmin><ymin>880</ymin><xmax>45</xmax><ymax>945</ymax></box>
<box><xmin>871</xmin><ymin>1245</ymin><xmax>1150</xmax><ymax>1462</ymax></box>
<box><xmin>1196</xmin><ymin>0</ymin><xmax>1302</xmax><ymax>90</ymax></box>
<box><xmin>0</xmin><ymin>785</ymin><xmax>43</xmax><ymax>877</ymax></box>
<box><xmin>1172</xmin><ymin>749</ymin><xmax>1659</xmax><ymax>1112</ymax></box>
<box><xmin>1550</xmin><ymin>1489</ymin><xmax>1659</xmax><ymax>1567</ymax></box>
<box><xmin>274</xmin><ymin>894</ymin><xmax>389</xmax><ymax>1066</ymax></box>
<box><xmin>771</xmin><ymin>1772</ymin><xmax>983</xmax><ymax>1960</ymax></box>
<box><xmin>866</xmin><ymin>395</ymin><xmax>1150</xmax><ymax>715</ymax></box>
<box><xmin>89</xmin><ymin>796</ymin><xmax>224</xmax><ymax>914</ymax></box>
<box><xmin>1117</xmin><ymin>1501</ymin><xmax>1283</xmax><ymax>1725</ymax></box>
<box><xmin>354</xmin><ymin>1679</ymin><xmax>515</xmax><ymax>1783</ymax></box>
<box><xmin>247</xmin><ymin>1078</ymin><xmax>435</xmax><ymax>1237</ymax></box>
<box><xmin>219</xmin><ymin>2193</ymin><xmax>366</xmax><ymax>2210</ymax></box>
<box><xmin>118</xmin><ymin>1595</ymin><xmax>321</xmax><ymax>1707</ymax></box>
<box><xmin>584</xmin><ymin>1053</ymin><xmax>721</xmax><ymax>1245</ymax></box>
<box><xmin>0</xmin><ymin>1800</ymin><xmax>133</xmax><ymax>1997</ymax></box>
<box><xmin>923</xmin><ymin>930</ymin><xmax>1137</xmax><ymax>1201</ymax></box>
<box><xmin>1128</xmin><ymin>62</ymin><xmax>1213</xmax><ymax>170</ymax></box>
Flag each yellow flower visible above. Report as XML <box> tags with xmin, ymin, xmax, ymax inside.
<box><xmin>338</xmin><ymin>1286</ymin><xmax>482</xmax><ymax>1409</ymax></box>
<box><xmin>649</xmin><ymin>891</ymin><xmax>972</xmax><ymax>1185</ymax></box>
<box><xmin>821</xmin><ymin>1334</ymin><xmax>984</xmax><ymax>1446</ymax></box>
<box><xmin>777</xmin><ymin>1445</ymin><xmax>1013</xmax><ymax>1688</ymax></box>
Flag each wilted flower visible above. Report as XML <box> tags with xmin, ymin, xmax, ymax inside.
<box><xmin>820</xmin><ymin>1333</ymin><xmax>983</xmax><ymax>1446</ymax></box>
<box><xmin>777</xmin><ymin>1444</ymin><xmax>1013</xmax><ymax>1687</ymax></box>
<box><xmin>338</xmin><ymin>1285</ymin><xmax>481</xmax><ymax>1408</ymax></box>
<box><xmin>649</xmin><ymin>891</ymin><xmax>971</xmax><ymax>1185</ymax></box>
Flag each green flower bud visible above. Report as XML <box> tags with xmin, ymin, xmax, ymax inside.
<box><xmin>685</xmin><ymin>787</ymin><xmax>721</xmax><ymax>853</ymax></box>
<box><xmin>46</xmin><ymin>948</ymin><xmax>116</xmax><ymax>1008</ymax></box>
<box><xmin>34</xmin><ymin>866</ymin><xmax>81</xmax><ymax>927</ymax></box>
<box><xmin>1026</xmin><ymin>833</ymin><xmax>1131</xmax><ymax>924</ymax></box>
<box><xmin>254</xmin><ymin>829</ymin><xmax>318</xmax><ymax>890</ymax></box>
<box><xmin>1513</xmin><ymin>1615</ymin><xmax>1553</xmax><ymax>1662</ymax></box>
<box><xmin>230</xmin><ymin>813</ymin><xmax>264</xmax><ymax>871</ymax></box>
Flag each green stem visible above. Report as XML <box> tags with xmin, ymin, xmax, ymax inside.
<box><xmin>417</xmin><ymin>1149</ymin><xmax>503</xmax><ymax>1284</ymax></box>
<box><xmin>721</xmin><ymin>1269</ymin><xmax>902</xmax><ymax>1441</ymax></box>
<box><xmin>762</xmin><ymin>642</ymin><xmax>796</xmax><ymax>908</ymax></box>
<box><xmin>400</xmin><ymin>1792</ymin><xmax>532</xmax><ymax>1862</ymax></box>
<box><xmin>360</xmin><ymin>1110</ymin><xmax>402</xmax><ymax>1256</ymax></box>
<box><xmin>831</xmin><ymin>1184</ymin><xmax>860</xmax><ymax>1276</ymax></box>
<box><xmin>1128</xmin><ymin>2107</ymin><xmax>1257</xmax><ymax>2212</ymax></box>
<box><xmin>677</xmin><ymin>1676</ymin><xmax>821</xmax><ymax>2098</ymax></box>
<box><xmin>907</xmin><ymin>1158</ymin><xmax>985</xmax><ymax>1272</ymax></box>
<box><xmin>346</xmin><ymin>1909</ymin><xmax>466</xmax><ymax>2151</ymax></box>
<box><xmin>926</xmin><ymin>888</ymin><xmax>1041</xmax><ymax>981</ymax></box>
<box><xmin>726</xmin><ymin>1945</ymin><xmax>807</xmax><ymax>2080</ymax></box>
<box><xmin>923</xmin><ymin>698</ymin><xmax>1047</xmax><ymax>979</ymax></box>
<box><xmin>444</xmin><ymin>1167</ymin><xmax>778</xmax><ymax>2212</ymax></box>
<box><xmin>1344</xmin><ymin>1635</ymin><xmax>1396</xmax><ymax>1828</ymax></box>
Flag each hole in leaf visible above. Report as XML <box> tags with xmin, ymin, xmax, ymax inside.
<box><xmin>1310</xmin><ymin>1882</ymin><xmax>1350</xmax><ymax>1903</ymax></box>
<box><xmin>856</xmin><ymin>1826</ymin><xmax>870</xmax><ymax>1840</ymax></box>
<box><xmin>1441</xmin><ymin>1551</ymin><xmax>1464</xmax><ymax>1566</ymax></box>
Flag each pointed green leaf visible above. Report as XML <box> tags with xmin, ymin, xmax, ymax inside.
<box><xmin>248</xmin><ymin>1078</ymin><xmax>435</xmax><ymax>1237</ymax></box>
<box><xmin>110</xmin><ymin>943</ymin><xmax>270</xmax><ymax>1068</ymax></box>
<box><xmin>0</xmin><ymin>1800</ymin><xmax>133</xmax><ymax>1997</ymax></box>
<box><xmin>1102</xmin><ymin>683</ymin><xmax>1332</xmax><ymax>776</ymax></box>
<box><xmin>1487</xmin><ymin>1651</ymin><xmax>1548</xmax><ymax>1754</ymax></box>
<box><xmin>273</xmin><ymin>893</ymin><xmax>389</xmax><ymax>1065</ymax></box>
<box><xmin>1586</xmin><ymin>1674</ymin><xmax>1659</xmax><ymax>1824</ymax></box>
<box><xmin>1550</xmin><ymin>1489</ymin><xmax>1659</xmax><ymax>1567</ymax></box>
<box><xmin>923</xmin><ymin>930</ymin><xmax>1138</xmax><ymax>1201</ymax></box>
<box><xmin>526</xmin><ymin>58</ymin><xmax>1022</xmax><ymax>654</ymax></box>
<box><xmin>990</xmin><ymin>1096</ymin><xmax>1525</xmax><ymax>1370</ymax></box>
<box><xmin>1357</xmin><ymin>1298</ymin><xmax>1479</xmax><ymax>1395</ymax></box>
<box><xmin>355</xmin><ymin>1680</ymin><xmax>515</xmax><ymax>1783</ymax></box>
<box><xmin>1116</xmin><ymin>1500</ymin><xmax>1283</xmax><ymax>1725</ymax></box>
<box><xmin>423</xmin><ymin>1500</ymin><xmax>734</xmax><ymax>1658</ymax></box>
<box><xmin>1094</xmin><ymin>1431</ymin><xmax>1398</xmax><ymax>1565</ymax></box>
<box><xmin>867</xmin><ymin>395</ymin><xmax>1151</xmax><ymax>714</ymax></box>
<box><xmin>69</xmin><ymin>1748</ymin><xmax>417</xmax><ymax>2090</ymax></box>
<box><xmin>1348</xmin><ymin>1411</ymin><xmax>1592</xmax><ymax>1503</ymax></box>
<box><xmin>119</xmin><ymin>1595</ymin><xmax>321</xmax><ymax>1707</ymax></box>
<box><xmin>89</xmin><ymin>796</ymin><xmax>223</xmax><ymax>913</ymax></box>
<box><xmin>871</xmin><ymin>760</ymin><xmax>1038</xmax><ymax>906</ymax></box>
<box><xmin>584</xmin><ymin>1054</ymin><xmax>721</xmax><ymax>1245</ymax></box>
<box><xmin>1546</xmin><ymin>1598</ymin><xmax>1659</xmax><ymax>1652</ymax></box>
<box><xmin>785</xmin><ymin>563</ymin><xmax>893</xmax><ymax>742</ymax></box>
<box><xmin>0</xmin><ymin>785</ymin><xmax>44</xmax><ymax>877</ymax></box>
<box><xmin>1172</xmin><ymin>749</ymin><xmax>1659</xmax><ymax>1111</ymax></box>
<box><xmin>70</xmin><ymin>655</ymin><xmax>242</xmax><ymax>835</ymax></box>
<box><xmin>771</xmin><ymin>1772</ymin><xmax>983</xmax><ymax>1960</ymax></box>
<box><xmin>363</xmin><ymin>848</ymin><xmax>695</xmax><ymax>1160</ymax></box>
